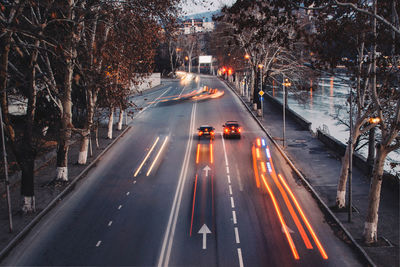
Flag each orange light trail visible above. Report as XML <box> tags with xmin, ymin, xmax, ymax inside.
<box><xmin>278</xmin><ymin>174</ymin><xmax>328</xmax><ymax>260</ymax></box>
<box><xmin>256</xmin><ymin>148</ymin><xmax>260</xmax><ymax>159</ymax></box>
<box><xmin>210</xmin><ymin>142</ymin><xmax>214</xmax><ymax>164</ymax></box>
<box><xmin>251</xmin><ymin>146</ymin><xmax>260</xmax><ymax>188</ymax></box>
<box><xmin>260</xmin><ymin>162</ymin><xmax>266</xmax><ymax>173</ymax></box>
<box><xmin>256</xmin><ymin>138</ymin><xmax>261</xmax><ymax>147</ymax></box>
<box><xmin>196</xmin><ymin>144</ymin><xmax>200</xmax><ymax>164</ymax></box>
<box><xmin>267</xmin><ymin>161</ymin><xmax>313</xmax><ymax>249</ymax></box>
<box><xmin>190</xmin><ymin>174</ymin><xmax>198</xmax><ymax>236</ymax></box>
<box><xmin>260</xmin><ymin>174</ymin><xmax>300</xmax><ymax>260</ymax></box>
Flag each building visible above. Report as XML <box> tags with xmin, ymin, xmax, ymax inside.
<box><xmin>180</xmin><ymin>18</ymin><xmax>215</xmax><ymax>35</ymax></box>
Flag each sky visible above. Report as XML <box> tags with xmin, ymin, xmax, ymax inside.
<box><xmin>181</xmin><ymin>0</ymin><xmax>236</xmax><ymax>15</ymax></box>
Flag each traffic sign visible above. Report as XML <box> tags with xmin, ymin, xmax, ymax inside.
<box><xmin>258</xmin><ymin>90</ymin><xmax>264</xmax><ymax>97</ymax></box>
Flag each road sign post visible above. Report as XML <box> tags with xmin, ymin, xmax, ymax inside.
<box><xmin>258</xmin><ymin>90</ymin><xmax>264</xmax><ymax>120</ymax></box>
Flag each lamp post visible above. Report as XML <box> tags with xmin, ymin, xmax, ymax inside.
<box><xmin>258</xmin><ymin>64</ymin><xmax>264</xmax><ymax>118</ymax></box>
<box><xmin>282</xmin><ymin>77</ymin><xmax>291</xmax><ymax>148</ymax></box>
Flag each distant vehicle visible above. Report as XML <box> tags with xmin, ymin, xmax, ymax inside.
<box><xmin>223</xmin><ymin>121</ymin><xmax>241</xmax><ymax>139</ymax></box>
<box><xmin>198</xmin><ymin>125</ymin><xmax>215</xmax><ymax>140</ymax></box>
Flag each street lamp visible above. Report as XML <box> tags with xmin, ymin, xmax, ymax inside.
<box><xmin>258</xmin><ymin>64</ymin><xmax>264</xmax><ymax>118</ymax></box>
<box><xmin>282</xmin><ymin>77</ymin><xmax>291</xmax><ymax>148</ymax></box>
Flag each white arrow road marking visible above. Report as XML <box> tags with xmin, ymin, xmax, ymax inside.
<box><xmin>282</xmin><ymin>224</ymin><xmax>295</xmax><ymax>234</ymax></box>
<box><xmin>203</xmin><ymin>165</ymin><xmax>211</xmax><ymax>176</ymax></box>
<box><xmin>198</xmin><ymin>224</ymin><xmax>212</xmax><ymax>250</ymax></box>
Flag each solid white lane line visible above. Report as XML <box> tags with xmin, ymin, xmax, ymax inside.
<box><xmin>226</xmin><ymin>166</ymin><xmax>230</xmax><ymax>174</ymax></box>
<box><xmin>96</xmin><ymin>241</ymin><xmax>102</xmax><ymax>247</ymax></box>
<box><xmin>146</xmin><ymin>136</ymin><xmax>169</xmax><ymax>176</ymax></box>
<box><xmin>134</xmin><ymin>137</ymin><xmax>160</xmax><ymax>177</ymax></box>
<box><xmin>232</xmin><ymin>210</ymin><xmax>237</xmax><ymax>224</ymax></box>
<box><xmin>126</xmin><ymin>192</ymin><xmax>130</xmax><ymax>196</ymax></box>
<box><xmin>118</xmin><ymin>205</ymin><xmax>122</xmax><ymax>210</ymax></box>
<box><xmin>108</xmin><ymin>221</ymin><xmax>113</xmax><ymax>227</ymax></box>
<box><xmin>158</xmin><ymin>102</ymin><xmax>197</xmax><ymax>267</ymax></box>
<box><xmin>227</xmin><ymin>175</ymin><xmax>231</xmax><ymax>184</ymax></box>
<box><xmin>234</xmin><ymin>227</ymin><xmax>240</xmax><ymax>244</ymax></box>
<box><xmin>231</xmin><ymin>197</ymin><xmax>235</xmax><ymax>208</ymax></box>
<box><xmin>237</xmin><ymin>248</ymin><xmax>244</xmax><ymax>267</ymax></box>
<box><xmin>229</xmin><ymin>185</ymin><xmax>233</xmax><ymax>195</ymax></box>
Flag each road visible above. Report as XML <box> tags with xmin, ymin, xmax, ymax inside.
<box><xmin>3</xmin><ymin>75</ymin><xmax>363</xmax><ymax>266</ymax></box>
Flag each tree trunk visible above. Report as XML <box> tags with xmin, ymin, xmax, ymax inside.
<box><xmin>21</xmin><ymin>160</ymin><xmax>35</xmax><ymax>213</ymax></box>
<box><xmin>364</xmin><ymin>145</ymin><xmax>387</xmax><ymax>244</ymax></box>
<box><xmin>78</xmin><ymin>130</ymin><xmax>89</xmax><ymax>165</ymax></box>
<box><xmin>78</xmin><ymin>91</ymin><xmax>95</xmax><ymax>165</ymax></box>
<box><xmin>107</xmin><ymin>108</ymin><xmax>114</xmax><ymax>139</ymax></box>
<box><xmin>117</xmin><ymin>109</ymin><xmax>123</xmax><ymax>130</ymax></box>
<box><xmin>20</xmin><ymin>37</ymin><xmax>40</xmax><ymax>212</ymax></box>
<box><xmin>56</xmin><ymin>56</ymin><xmax>73</xmax><ymax>181</ymax></box>
<box><xmin>367</xmin><ymin>127</ymin><xmax>376</xmax><ymax>174</ymax></box>
<box><xmin>336</xmin><ymin>144</ymin><xmax>351</xmax><ymax>208</ymax></box>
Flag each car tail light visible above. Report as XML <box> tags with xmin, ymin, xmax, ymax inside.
<box><xmin>224</xmin><ymin>128</ymin><xmax>229</xmax><ymax>133</ymax></box>
<box><xmin>238</xmin><ymin>128</ymin><xmax>241</xmax><ymax>133</ymax></box>
<box><xmin>211</xmin><ymin>131</ymin><xmax>215</xmax><ymax>135</ymax></box>
<box><xmin>205</xmin><ymin>128</ymin><xmax>208</xmax><ymax>132</ymax></box>
<box><xmin>231</xmin><ymin>126</ymin><xmax>235</xmax><ymax>129</ymax></box>
<box><xmin>198</xmin><ymin>131</ymin><xmax>203</xmax><ymax>136</ymax></box>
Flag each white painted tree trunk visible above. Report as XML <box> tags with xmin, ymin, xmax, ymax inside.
<box><xmin>364</xmin><ymin>145</ymin><xmax>387</xmax><ymax>244</ymax></box>
<box><xmin>78</xmin><ymin>132</ymin><xmax>89</xmax><ymax>165</ymax></box>
<box><xmin>56</xmin><ymin>167</ymin><xmax>68</xmax><ymax>181</ymax></box>
<box><xmin>257</xmin><ymin>109</ymin><xmax>262</xmax><ymax>117</ymax></box>
<box><xmin>117</xmin><ymin>109</ymin><xmax>123</xmax><ymax>130</ymax></box>
<box><xmin>22</xmin><ymin>196</ymin><xmax>36</xmax><ymax>213</ymax></box>
<box><xmin>336</xmin><ymin>145</ymin><xmax>350</xmax><ymax>208</ymax></box>
<box><xmin>107</xmin><ymin>108</ymin><xmax>114</xmax><ymax>139</ymax></box>
<box><xmin>253</xmin><ymin>103</ymin><xmax>257</xmax><ymax>111</ymax></box>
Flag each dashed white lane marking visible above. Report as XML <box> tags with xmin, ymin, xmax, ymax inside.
<box><xmin>227</xmin><ymin>175</ymin><xmax>231</xmax><ymax>184</ymax></box>
<box><xmin>133</xmin><ymin>180</ymin><xmax>137</xmax><ymax>184</ymax></box>
<box><xmin>126</xmin><ymin>192</ymin><xmax>130</xmax><ymax>196</ymax></box>
<box><xmin>232</xmin><ymin>210</ymin><xmax>237</xmax><ymax>224</ymax></box>
<box><xmin>234</xmin><ymin>227</ymin><xmax>241</xmax><ymax>244</ymax></box>
<box><xmin>226</xmin><ymin>166</ymin><xmax>230</xmax><ymax>174</ymax></box>
<box><xmin>108</xmin><ymin>221</ymin><xmax>113</xmax><ymax>226</ymax></box>
<box><xmin>96</xmin><ymin>241</ymin><xmax>102</xmax><ymax>247</ymax></box>
<box><xmin>229</xmin><ymin>185</ymin><xmax>233</xmax><ymax>195</ymax></box>
<box><xmin>237</xmin><ymin>248</ymin><xmax>244</xmax><ymax>267</ymax></box>
<box><xmin>118</xmin><ymin>205</ymin><xmax>122</xmax><ymax>210</ymax></box>
<box><xmin>230</xmin><ymin>197</ymin><xmax>235</xmax><ymax>208</ymax></box>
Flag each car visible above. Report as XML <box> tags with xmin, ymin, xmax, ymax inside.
<box><xmin>223</xmin><ymin>121</ymin><xmax>241</xmax><ymax>139</ymax></box>
<box><xmin>198</xmin><ymin>125</ymin><xmax>215</xmax><ymax>140</ymax></box>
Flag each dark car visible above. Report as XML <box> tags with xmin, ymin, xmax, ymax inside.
<box><xmin>223</xmin><ymin>121</ymin><xmax>241</xmax><ymax>139</ymax></box>
<box><xmin>198</xmin><ymin>125</ymin><xmax>215</xmax><ymax>140</ymax></box>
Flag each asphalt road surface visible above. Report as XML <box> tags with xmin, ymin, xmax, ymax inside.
<box><xmin>3</xmin><ymin>75</ymin><xmax>363</xmax><ymax>266</ymax></box>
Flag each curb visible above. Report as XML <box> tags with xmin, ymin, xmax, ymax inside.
<box><xmin>0</xmin><ymin>125</ymin><xmax>132</xmax><ymax>262</ymax></box>
<box><xmin>221</xmin><ymin>79</ymin><xmax>376</xmax><ymax>267</ymax></box>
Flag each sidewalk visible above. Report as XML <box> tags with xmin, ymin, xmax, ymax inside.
<box><xmin>227</xmin><ymin>82</ymin><xmax>399</xmax><ymax>267</ymax></box>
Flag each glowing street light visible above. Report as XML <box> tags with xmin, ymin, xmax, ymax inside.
<box><xmin>369</xmin><ymin>117</ymin><xmax>381</xmax><ymax>124</ymax></box>
<box><xmin>282</xmin><ymin>77</ymin><xmax>291</xmax><ymax>147</ymax></box>
<box><xmin>244</xmin><ymin>54</ymin><xmax>250</xmax><ymax>60</ymax></box>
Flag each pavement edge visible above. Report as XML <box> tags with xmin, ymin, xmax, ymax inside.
<box><xmin>221</xmin><ymin>78</ymin><xmax>376</xmax><ymax>267</ymax></box>
<box><xmin>0</xmin><ymin>125</ymin><xmax>133</xmax><ymax>262</ymax></box>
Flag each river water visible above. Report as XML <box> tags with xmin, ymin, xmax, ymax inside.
<box><xmin>269</xmin><ymin>75</ymin><xmax>399</xmax><ymax>177</ymax></box>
